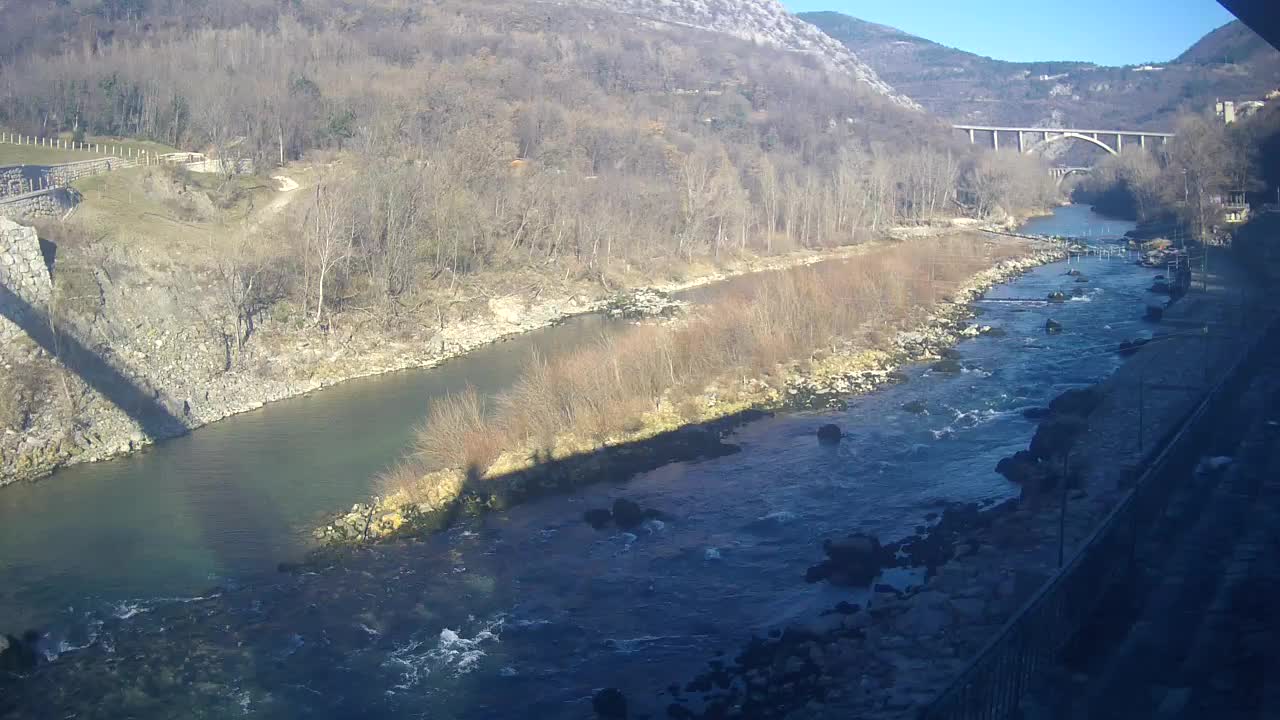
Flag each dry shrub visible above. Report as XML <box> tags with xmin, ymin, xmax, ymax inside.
<box><xmin>413</xmin><ymin>385</ymin><xmax>501</xmax><ymax>473</ymax></box>
<box><xmin>375</xmin><ymin>459</ymin><xmax>430</xmax><ymax>501</ymax></box>
<box><xmin>403</xmin><ymin>236</ymin><xmax>1017</xmax><ymax>483</ymax></box>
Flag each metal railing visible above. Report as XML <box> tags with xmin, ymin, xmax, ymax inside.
<box><xmin>920</xmin><ymin>313</ymin><xmax>1277</xmax><ymax>720</ymax></box>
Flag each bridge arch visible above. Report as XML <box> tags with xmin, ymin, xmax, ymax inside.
<box><xmin>1053</xmin><ymin>167</ymin><xmax>1092</xmax><ymax>187</ymax></box>
<box><xmin>1029</xmin><ymin>132</ymin><xmax>1118</xmax><ymax>157</ymax></box>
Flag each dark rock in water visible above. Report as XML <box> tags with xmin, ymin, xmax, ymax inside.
<box><xmin>1030</xmin><ymin>416</ymin><xmax>1088</xmax><ymax>461</ymax></box>
<box><xmin>1048</xmin><ymin>387</ymin><xmax>1102</xmax><ymax>417</ymax></box>
<box><xmin>1045</xmin><ymin>319</ymin><xmax>1063</xmax><ymax>334</ymax></box>
<box><xmin>996</xmin><ymin>450</ymin><xmax>1040</xmax><ymax>484</ymax></box>
<box><xmin>901</xmin><ymin>400</ymin><xmax>928</xmax><ymax>415</ymax></box>
<box><xmin>832</xmin><ymin>601</ymin><xmax>859</xmax><ymax>614</ymax></box>
<box><xmin>593</xmin><ymin>687</ymin><xmax>628</xmax><ymax>719</ymax></box>
<box><xmin>1022</xmin><ymin>407</ymin><xmax>1052</xmax><ymax>420</ymax></box>
<box><xmin>981</xmin><ymin>326</ymin><xmax>1007</xmax><ymax>337</ymax></box>
<box><xmin>1151</xmin><ymin>280</ymin><xmax>1172</xmax><ymax>294</ymax></box>
<box><xmin>816</xmin><ymin>424</ymin><xmax>842</xmax><ymax>445</ymax></box>
<box><xmin>873</xmin><ymin>583</ymin><xmax>900</xmax><ymax>595</ymax></box>
<box><xmin>1071</xmin><ymin>287</ymin><xmax>1086</xmax><ymax>297</ymax></box>
<box><xmin>1075</xmin><ymin>275</ymin><xmax>1089</xmax><ymax>283</ymax></box>
<box><xmin>0</xmin><ymin>631</ymin><xmax>39</xmax><ymax>673</ymax></box>
<box><xmin>807</xmin><ymin>533</ymin><xmax>885</xmax><ymax>586</ymax></box>
<box><xmin>939</xmin><ymin>347</ymin><xmax>963</xmax><ymax>360</ymax></box>
<box><xmin>584</xmin><ymin>508</ymin><xmax>613</xmax><ymax>530</ymax></box>
<box><xmin>1047</xmin><ymin>291</ymin><xmax>1067</xmax><ymax>303</ymax></box>
<box><xmin>1154</xmin><ymin>274</ymin><xmax>1165</xmax><ymax>280</ymax></box>
<box><xmin>930</xmin><ymin>358</ymin><xmax>963</xmax><ymax>374</ymax></box>
<box><xmin>1145</xmin><ymin>305</ymin><xmax>1164</xmax><ymax>322</ymax></box>
<box><xmin>1067</xmin><ymin>269</ymin><xmax>1082</xmax><ymax>276</ymax></box>
<box><xmin>611</xmin><ymin>499</ymin><xmax>645</xmax><ymax>530</ymax></box>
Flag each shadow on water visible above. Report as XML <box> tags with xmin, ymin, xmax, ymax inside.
<box><xmin>0</xmin><ymin>407</ymin><xmax>774</xmax><ymax>720</ymax></box>
<box><xmin>0</xmin><ymin>280</ymin><xmax>290</xmax><ymax>638</ymax></box>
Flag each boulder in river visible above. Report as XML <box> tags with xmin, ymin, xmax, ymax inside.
<box><xmin>1048</xmin><ymin>387</ymin><xmax>1102</xmax><ymax>417</ymax></box>
<box><xmin>583</xmin><ymin>508</ymin><xmax>613</xmax><ymax>530</ymax></box>
<box><xmin>1029</xmin><ymin>416</ymin><xmax>1088</xmax><ymax>461</ymax></box>
<box><xmin>901</xmin><ymin>400</ymin><xmax>928</xmax><ymax>415</ymax></box>
<box><xmin>806</xmin><ymin>533</ymin><xmax>885</xmax><ymax>587</ymax></box>
<box><xmin>1022</xmin><ymin>407</ymin><xmax>1052</xmax><ymax>420</ymax></box>
<box><xmin>1145</xmin><ymin>305</ymin><xmax>1164</xmax><ymax>322</ymax></box>
<box><xmin>1075</xmin><ymin>275</ymin><xmax>1090</xmax><ymax>283</ymax></box>
<box><xmin>1047</xmin><ymin>291</ymin><xmax>1067</xmax><ymax>303</ymax></box>
<box><xmin>930</xmin><ymin>358</ymin><xmax>963</xmax><ymax>374</ymax></box>
<box><xmin>611</xmin><ymin>499</ymin><xmax>646</xmax><ymax>530</ymax></box>
<box><xmin>593</xmin><ymin>687</ymin><xmax>628</xmax><ymax>719</ymax></box>
<box><xmin>0</xmin><ymin>631</ymin><xmax>40</xmax><ymax>674</ymax></box>
<box><xmin>816</xmin><ymin>424</ymin><xmax>842</xmax><ymax>445</ymax></box>
<box><xmin>1045</xmin><ymin>319</ymin><xmax>1063</xmax><ymax>334</ymax></box>
<box><xmin>996</xmin><ymin>450</ymin><xmax>1040</xmax><ymax>484</ymax></box>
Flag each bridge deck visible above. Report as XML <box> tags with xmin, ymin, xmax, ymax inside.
<box><xmin>953</xmin><ymin>124</ymin><xmax>1175</xmax><ymax>137</ymax></box>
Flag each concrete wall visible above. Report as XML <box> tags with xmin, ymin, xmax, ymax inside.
<box><xmin>0</xmin><ymin>217</ymin><xmax>53</xmax><ymax>344</ymax></box>
<box><xmin>0</xmin><ymin>188</ymin><xmax>80</xmax><ymax>221</ymax></box>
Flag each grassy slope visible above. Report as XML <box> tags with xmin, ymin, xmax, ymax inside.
<box><xmin>0</xmin><ymin>132</ymin><xmax>180</xmax><ymax>166</ymax></box>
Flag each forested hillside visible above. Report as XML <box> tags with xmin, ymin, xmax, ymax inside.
<box><xmin>0</xmin><ymin>0</ymin><xmax>1052</xmax><ymax>317</ymax></box>
<box><xmin>805</xmin><ymin>12</ymin><xmax>1280</xmax><ymax>130</ymax></box>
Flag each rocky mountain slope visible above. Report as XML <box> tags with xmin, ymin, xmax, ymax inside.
<box><xmin>572</xmin><ymin>0</ymin><xmax>920</xmax><ymax>108</ymax></box>
<box><xmin>803</xmin><ymin>13</ymin><xmax>1280</xmax><ymax>130</ymax></box>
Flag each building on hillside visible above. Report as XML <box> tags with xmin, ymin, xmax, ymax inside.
<box><xmin>1215</xmin><ymin>99</ymin><xmax>1237</xmax><ymax>124</ymax></box>
<box><xmin>1218</xmin><ymin>190</ymin><xmax>1251</xmax><ymax>224</ymax></box>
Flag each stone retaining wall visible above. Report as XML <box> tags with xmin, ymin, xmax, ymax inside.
<box><xmin>0</xmin><ymin>188</ymin><xmax>80</xmax><ymax>221</ymax></box>
<box><xmin>0</xmin><ymin>158</ymin><xmax>136</xmax><ymax>198</ymax></box>
<box><xmin>0</xmin><ymin>217</ymin><xmax>52</xmax><ymax>343</ymax></box>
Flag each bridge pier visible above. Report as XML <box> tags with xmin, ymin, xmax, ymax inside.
<box><xmin>968</xmin><ymin>128</ymin><xmax>975</xmax><ymax>144</ymax></box>
<box><xmin>1017</xmin><ymin>131</ymin><xmax>1025</xmax><ymax>153</ymax></box>
<box><xmin>1117</xmin><ymin>134</ymin><xmax>1123</xmax><ymax>153</ymax></box>
<box><xmin>992</xmin><ymin>130</ymin><xmax>998</xmax><ymax>151</ymax></box>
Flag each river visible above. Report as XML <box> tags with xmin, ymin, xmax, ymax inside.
<box><xmin>0</xmin><ymin>206</ymin><xmax>1157</xmax><ymax>718</ymax></box>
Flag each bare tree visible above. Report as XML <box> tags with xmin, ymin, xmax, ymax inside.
<box><xmin>304</xmin><ymin>179</ymin><xmax>355</xmax><ymax>327</ymax></box>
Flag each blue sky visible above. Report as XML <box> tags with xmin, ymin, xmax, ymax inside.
<box><xmin>784</xmin><ymin>0</ymin><xmax>1237</xmax><ymax>66</ymax></box>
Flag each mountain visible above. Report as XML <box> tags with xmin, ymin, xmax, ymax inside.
<box><xmin>575</xmin><ymin>0</ymin><xmax>919</xmax><ymax>109</ymax></box>
<box><xmin>1177</xmin><ymin>19</ymin><xmax>1276</xmax><ymax>65</ymax></box>
<box><xmin>802</xmin><ymin>13</ymin><xmax>1280</xmax><ymax>131</ymax></box>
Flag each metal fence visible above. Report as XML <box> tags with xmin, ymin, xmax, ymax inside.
<box><xmin>919</xmin><ymin>313</ymin><xmax>1277</xmax><ymax>720</ymax></box>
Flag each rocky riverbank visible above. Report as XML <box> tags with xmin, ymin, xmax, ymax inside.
<box><xmin>317</xmin><ymin>241</ymin><xmax>1064</xmax><ymax>545</ymax></box>
<box><xmin>641</xmin><ymin>249</ymin><xmax>1274</xmax><ymax>720</ymax></box>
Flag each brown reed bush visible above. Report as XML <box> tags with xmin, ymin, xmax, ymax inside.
<box><xmin>412</xmin><ymin>385</ymin><xmax>503</xmax><ymax>473</ymax></box>
<box><xmin>405</xmin><ymin>236</ymin><xmax>1022</xmax><ymax>485</ymax></box>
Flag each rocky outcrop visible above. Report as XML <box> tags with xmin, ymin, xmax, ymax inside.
<box><xmin>573</xmin><ymin>0</ymin><xmax>919</xmax><ymax>108</ymax></box>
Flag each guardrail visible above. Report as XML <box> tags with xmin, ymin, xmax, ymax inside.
<box><xmin>919</xmin><ymin>313</ymin><xmax>1277</xmax><ymax>720</ymax></box>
